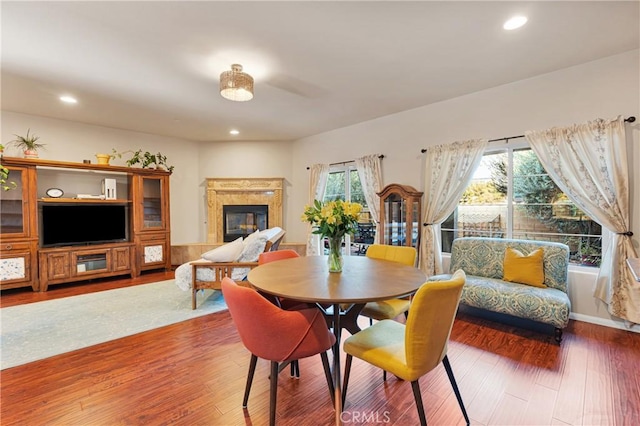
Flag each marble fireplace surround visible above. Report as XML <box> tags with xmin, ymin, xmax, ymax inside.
<box><xmin>206</xmin><ymin>177</ymin><xmax>284</xmax><ymax>244</ymax></box>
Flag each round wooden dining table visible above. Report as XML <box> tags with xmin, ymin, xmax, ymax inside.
<box><xmin>248</xmin><ymin>255</ymin><xmax>427</xmax><ymax>426</ymax></box>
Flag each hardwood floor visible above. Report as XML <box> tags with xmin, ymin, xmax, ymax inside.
<box><xmin>2</xmin><ymin>272</ymin><xmax>639</xmax><ymax>425</ymax></box>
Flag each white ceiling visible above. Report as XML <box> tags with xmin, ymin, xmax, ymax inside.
<box><xmin>2</xmin><ymin>1</ymin><xmax>638</xmax><ymax>142</ymax></box>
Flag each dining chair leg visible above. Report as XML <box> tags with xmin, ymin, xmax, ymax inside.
<box><xmin>442</xmin><ymin>355</ymin><xmax>470</xmax><ymax>425</ymax></box>
<box><xmin>242</xmin><ymin>354</ymin><xmax>258</xmax><ymax>407</ymax></box>
<box><xmin>410</xmin><ymin>380</ymin><xmax>427</xmax><ymax>426</ymax></box>
<box><xmin>269</xmin><ymin>361</ymin><xmax>279</xmax><ymax>426</ymax></box>
<box><xmin>290</xmin><ymin>360</ymin><xmax>300</xmax><ymax>378</ymax></box>
<box><xmin>320</xmin><ymin>351</ymin><xmax>335</xmax><ymax>404</ymax></box>
<box><xmin>342</xmin><ymin>354</ymin><xmax>353</xmax><ymax>408</ymax></box>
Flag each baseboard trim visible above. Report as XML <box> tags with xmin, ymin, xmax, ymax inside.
<box><xmin>569</xmin><ymin>312</ymin><xmax>640</xmax><ymax>333</ymax></box>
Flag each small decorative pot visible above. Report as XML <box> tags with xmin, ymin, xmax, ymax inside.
<box><xmin>95</xmin><ymin>154</ymin><xmax>111</xmax><ymax>165</ymax></box>
<box><xmin>24</xmin><ymin>149</ymin><xmax>39</xmax><ymax>159</ymax></box>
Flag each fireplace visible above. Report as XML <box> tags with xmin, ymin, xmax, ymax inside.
<box><xmin>223</xmin><ymin>204</ymin><xmax>269</xmax><ymax>242</ymax></box>
<box><xmin>206</xmin><ymin>178</ymin><xmax>284</xmax><ymax>243</ymax></box>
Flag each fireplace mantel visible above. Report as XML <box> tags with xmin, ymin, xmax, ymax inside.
<box><xmin>206</xmin><ymin>178</ymin><xmax>284</xmax><ymax>243</ymax></box>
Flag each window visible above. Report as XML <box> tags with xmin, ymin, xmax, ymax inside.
<box><xmin>441</xmin><ymin>145</ymin><xmax>602</xmax><ymax>267</ymax></box>
<box><xmin>323</xmin><ymin>165</ymin><xmax>374</xmax><ymax>256</ymax></box>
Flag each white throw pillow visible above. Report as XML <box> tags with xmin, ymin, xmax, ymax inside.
<box><xmin>201</xmin><ymin>237</ymin><xmax>244</xmax><ymax>262</ymax></box>
<box><xmin>237</xmin><ymin>234</ymin><xmax>269</xmax><ymax>263</ymax></box>
<box><xmin>242</xmin><ymin>229</ymin><xmax>261</xmax><ymax>247</ymax></box>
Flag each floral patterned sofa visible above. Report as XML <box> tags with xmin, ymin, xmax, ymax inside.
<box><xmin>430</xmin><ymin>237</ymin><xmax>571</xmax><ymax>343</ymax></box>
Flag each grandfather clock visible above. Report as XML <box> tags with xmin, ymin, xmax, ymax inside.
<box><xmin>377</xmin><ymin>183</ymin><xmax>423</xmax><ymax>250</ymax></box>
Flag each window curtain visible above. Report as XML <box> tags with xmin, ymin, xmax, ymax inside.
<box><xmin>355</xmin><ymin>154</ymin><xmax>383</xmax><ymax>244</ymax></box>
<box><xmin>306</xmin><ymin>163</ymin><xmax>329</xmax><ymax>256</ymax></box>
<box><xmin>525</xmin><ymin>116</ymin><xmax>639</xmax><ymax>326</ymax></box>
<box><xmin>419</xmin><ymin>139</ymin><xmax>487</xmax><ymax>275</ymax></box>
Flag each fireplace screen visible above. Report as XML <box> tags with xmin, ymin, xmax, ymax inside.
<box><xmin>223</xmin><ymin>204</ymin><xmax>269</xmax><ymax>242</ymax></box>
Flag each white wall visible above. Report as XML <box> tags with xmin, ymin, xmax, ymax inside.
<box><xmin>196</xmin><ymin>140</ymin><xmax>294</xmax><ymax>241</ymax></box>
<box><xmin>288</xmin><ymin>49</ymin><xmax>640</xmax><ymax>329</ymax></box>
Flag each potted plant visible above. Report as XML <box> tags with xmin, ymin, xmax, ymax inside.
<box><xmin>94</xmin><ymin>149</ymin><xmax>124</xmax><ymax>165</ymax></box>
<box><xmin>0</xmin><ymin>144</ymin><xmax>17</xmax><ymax>191</ymax></box>
<box><xmin>9</xmin><ymin>129</ymin><xmax>45</xmax><ymax>159</ymax></box>
<box><xmin>111</xmin><ymin>149</ymin><xmax>174</xmax><ymax>172</ymax></box>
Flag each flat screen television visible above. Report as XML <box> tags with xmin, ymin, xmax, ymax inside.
<box><xmin>40</xmin><ymin>203</ymin><xmax>129</xmax><ymax>247</ymax></box>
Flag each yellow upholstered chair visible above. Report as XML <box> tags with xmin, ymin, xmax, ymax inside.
<box><xmin>359</xmin><ymin>244</ymin><xmax>417</xmax><ymax>322</ymax></box>
<box><xmin>342</xmin><ymin>270</ymin><xmax>469</xmax><ymax>426</ymax></box>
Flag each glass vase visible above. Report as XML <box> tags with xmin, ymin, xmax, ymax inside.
<box><xmin>327</xmin><ymin>235</ymin><xmax>344</xmax><ymax>273</ymax></box>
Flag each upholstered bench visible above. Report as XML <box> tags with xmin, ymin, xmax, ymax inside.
<box><xmin>430</xmin><ymin>237</ymin><xmax>571</xmax><ymax>343</ymax></box>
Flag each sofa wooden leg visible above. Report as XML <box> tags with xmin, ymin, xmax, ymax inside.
<box><xmin>554</xmin><ymin>328</ymin><xmax>563</xmax><ymax>344</ymax></box>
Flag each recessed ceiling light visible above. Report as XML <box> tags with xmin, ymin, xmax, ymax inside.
<box><xmin>229</xmin><ymin>129</ymin><xmax>240</xmax><ymax>135</ymax></box>
<box><xmin>60</xmin><ymin>95</ymin><xmax>78</xmax><ymax>104</ymax></box>
<box><xmin>503</xmin><ymin>16</ymin><xmax>528</xmax><ymax>30</ymax></box>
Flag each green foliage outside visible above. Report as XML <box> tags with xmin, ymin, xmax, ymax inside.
<box><xmin>324</xmin><ymin>170</ymin><xmax>367</xmax><ymax>207</ymax></box>
<box><xmin>457</xmin><ymin>150</ymin><xmax>601</xmax><ymax>264</ymax></box>
<box><xmin>460</xmin><ymin>181</ymin><xmax>504</xmax><ymax>204</ymax></box>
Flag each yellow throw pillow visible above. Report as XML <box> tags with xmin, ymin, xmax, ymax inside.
<box><xmin>503</xmin><ymin>247</ymin><xmax>546</xmax><ymax>288</ymax></box>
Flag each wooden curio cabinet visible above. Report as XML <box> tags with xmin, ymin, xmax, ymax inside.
<box><xmin>0</xmin><ymin>163</ymin><xmax>38</xmax><ymax>290</ymax></box>
<box><xmin>132</xmin><ymin>174</ymin><xmax>171</xmax><ymax>274</ymax></box>
<box><xmin>377</xmin><ymin>183</ymin><xmax>423</xmax><ymax>250</ymax></box>
<box><xmin>0</xmin><ymin>156</ymin><xmax>171</xmax><ymax>292</ymax></box>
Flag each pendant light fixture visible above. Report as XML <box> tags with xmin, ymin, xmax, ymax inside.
<box><xmin>220</xmin><ymin>64</ymin><xmax>254</xmax><ymax>102</ymax></box>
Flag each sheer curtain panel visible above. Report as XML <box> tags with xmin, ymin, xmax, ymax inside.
<box><xmin>355</xmin><ymin>154</ymin><xmax>383</xmax><ymax>244</ymax></box>
<box><xmin>419</xmin><ymin>139</ymin><xmax>487</xmax><ymax>275</ymax></box>
<box><xmin>526</xmin><ymin>116</ymin><xmax>639</xmax><ymax>326</ymax></box>
<box><xmin>306</xmin><ymin>163</ymin><xmax>329</xmax><ymax>256</ymax></box>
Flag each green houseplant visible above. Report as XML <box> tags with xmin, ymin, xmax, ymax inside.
<box><xmin>110</xmin><ymin>149</ymin><xmax>174</xmax><ymax>172</ymax></box>
<box><xmin>9</xmin><ymin>129</ymin><xmax>45</xmax><ymax>159</ymax></box>
<box><xmin>1</xmin><ymin>143</ymin><xmax>17</xmax><ymax>191</ymax></box>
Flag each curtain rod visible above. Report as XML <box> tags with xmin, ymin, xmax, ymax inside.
<box><xmin>306</xmin><ymin>154</ymin><xmax>384</xmax><ymax>170</ymax></box>
<box><xmin>420</xmin><ymin>116</ymin><xmax>636</xmax><ymax>153</ymax></box>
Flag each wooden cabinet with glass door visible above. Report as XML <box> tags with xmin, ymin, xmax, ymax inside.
<box><xmin>377</xmin><ymin>183</ymin><xmax>423</xmax><ymax>250</ymax></box>
<box><xmin>132</xmin><ymin>174</ymin><xmax>171</xmax><ymax>273</ymax></box>
<box><xmin>0</xmin><ymin>163</ymin><xmax>38</xmax><ymax>290</ymax></box>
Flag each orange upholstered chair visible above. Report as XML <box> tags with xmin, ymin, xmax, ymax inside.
<box><xmin>258</xmin><ymin>249</ymin><xmax>300</xmax><ymax>264</ymax></box>
<box><xmin>257</xmin><ymin>249</ymin><xmax>307</xmax><ymax>377</ymax></box>
<box><xmin>221</xmin><ymin>277</ymin><xmax>335</xmax><ymax>426</ymax></box>
<box><xmin>257</xmin><ymin>249</ymin><xmax>311</xmax><ymax>309</ymax></box>
<box><xmin>342</xmin><ymin>270</ymin><xmax>469</xmax><ymax>426</ymax></box>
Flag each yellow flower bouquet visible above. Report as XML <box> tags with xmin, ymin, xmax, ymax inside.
<box><xmin>302</xmin><ymin>199</ymin><xmax>362</xmax><ymax>272</ymax></box>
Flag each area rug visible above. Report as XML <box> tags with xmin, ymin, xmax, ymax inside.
<box><xmin>0</xmin><ymin>280</ymin><xmax>226</xmax><ymax>370</ymax></box>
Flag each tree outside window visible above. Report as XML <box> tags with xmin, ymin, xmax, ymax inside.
<box><xmin>441</xmin><ymin>147</ymin><xmax>602</xmax><ymax>266</ymax></box>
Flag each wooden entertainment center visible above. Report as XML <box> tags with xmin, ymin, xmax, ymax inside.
<box><xmin>0</xmin><ymin>156</ymin><xmax>171</xmax><ymax>292</ymax></box>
